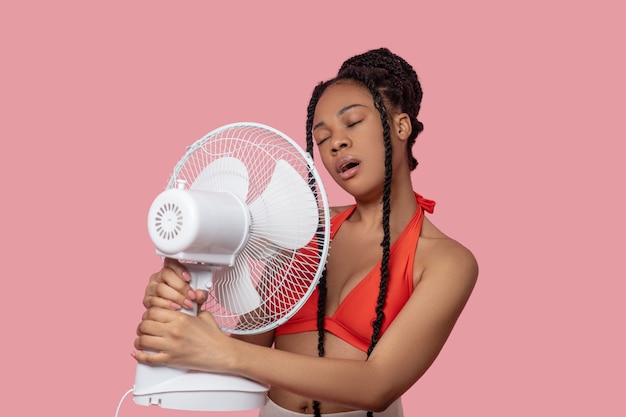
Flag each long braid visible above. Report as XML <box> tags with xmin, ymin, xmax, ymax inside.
<box><xmin>306</xmin><ymin>83</ymin><xmax>330</xmax><ymax>362</ymax></box>
<box><xmin>335</xmin><ymin>69</ymin><xmax>393</xmax><ymax>417</ymax></box>
<box><xmin>369</xmin><ymin>93</ymin><xmax>393</xmax><ymax>417</ymax></box>
<box><xmin>306</xmin><ymin>81</ymin><xmax>330</xmax><ymax>417</ymax></box>
<box><xmin>304</xmin><ymin>48</ymin><xmax>423</xmax><ymax>416</ymax></box>
<box><xmin>335</xmin><ymin>69</ymin><xmax>393</xmax><ymax>359</ymax></box>
<box><xmin>367</xmin><ymin>89</ymin><xmax>393</xmax><ymax>358</ymax></box>
<box><xmin>311</xmin><ymin>267</ymin><xmax>326</xmax><ymax>417</ymax></box>
<box><xmin>340</xmin><ymin>48</ymin><xmax>424</xmax><ymax>170</ymax></box>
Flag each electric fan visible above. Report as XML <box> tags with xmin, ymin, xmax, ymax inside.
<box><xmin>133</xmin><ymin>122</ymin><xmax>330</xmax><ymax>411</ymax></box>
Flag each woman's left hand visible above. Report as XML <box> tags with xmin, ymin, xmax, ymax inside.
<box><xmin>133</xmin><ymin>306</ymin><xmax>234</xmax><ymax>373</ymax></box>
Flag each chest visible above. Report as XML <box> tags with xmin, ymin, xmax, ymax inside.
<box><xmin>324</xmin><ymin>224</ymin><xmax>384</xmax><ymax>313</ymax></box>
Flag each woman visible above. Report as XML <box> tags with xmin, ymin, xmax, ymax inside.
<box><xmin>134</xmin><ymin>47</ymin><xmax>478</xmax><ymax>417</ymax></box>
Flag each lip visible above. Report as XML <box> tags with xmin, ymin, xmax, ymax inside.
<box><xmin>335</xmin><ymin>155</ymin><xmax>361</xmax><ymax>180</ymax></box>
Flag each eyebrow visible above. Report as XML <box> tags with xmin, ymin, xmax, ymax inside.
<box><xmin>313</xmin><ymin>104</ymin><xmax>366</xmax><ymax>131</ymax></box>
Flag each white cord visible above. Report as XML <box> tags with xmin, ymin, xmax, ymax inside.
<box><xmin>115</xmin><ymin>388</ymin><xmax>133</xmax><ymax>417</ymax></box>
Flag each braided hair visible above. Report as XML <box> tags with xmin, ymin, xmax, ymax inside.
<box><xmin>305</xmin><ymin>48</ymin><xmax>424</xmax><ymax>416</ymax></box>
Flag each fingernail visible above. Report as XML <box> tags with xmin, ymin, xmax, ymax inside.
<box><xmin>171</xmin><ymin>302</ymin><xmax>182</xmax><ymax>310</ymax></box>
<box><xmin>187</xmin><ymin>290</ymin><xmax>196</xmax><ymax>300</ymax></box>
<box><xmin>182</xmin><ymin>271</ymin><xmax>190</xmax><ymax>282</ymax></box>
<box><xmin>183</xmin><ymin>299</ymin><xmax>194</xmax><ymax>309</ymax></box>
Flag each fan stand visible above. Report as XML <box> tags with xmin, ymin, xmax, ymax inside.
<box><xmin>133</xmin><ymin>264</ymin><xmax>269</xmax><ymax>411</ymax></box>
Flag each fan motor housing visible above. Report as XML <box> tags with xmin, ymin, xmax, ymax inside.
<box><xmin>148</xmin><ymin>188</ymin><xmax>249</xmax><ymax>266</ymax></box>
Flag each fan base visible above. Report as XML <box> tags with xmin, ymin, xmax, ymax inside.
<box><xmin>134</xmin><ymin>363</ymin><xmax>268</xmax><ymax>411</ymax></box>
<box><xmin>133</xmin><ymin>389</ymin><xmax>268</xmax><ymax>411</ymax></box>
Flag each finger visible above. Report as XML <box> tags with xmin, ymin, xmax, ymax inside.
<box><xmin>141</xmin><ymin>306</ymin><xmax>178</xmax><ymax>323</ymax></box>
<box><xmin>144</xmin><ymin>269</ymin><xmax>195</xmax><ymax>310</ymax></box>
<box><xmin>153</xmin><ymin>280</ymin><xmax>195</xmax><ymax>310</ymax></box>
<box><xmin>136</xmin><ymin>317</ymin><xmax>162</xmax><ymax>338</ymax></box>
<box><xmin>156</xmin><ymin>266</ymin><xmax>189</xmax><ymax>293</ymax></box>
<box><xmin>163</xmin><ymin>258</ymin><xmax>191</xmax><ymax>282</ymax></box>
<box><xmin>195</xmin><ymin>289</ymin><xmax>208</xmax><ymax>305</ymax></box>
<box><xmin>143</xmin><ymin>292</ymin><xmax>179</xmax><ymax>310</ymax></box>
<box><xmin>133</xmin><ymin>334</ymin><xmax>169</xmax><ymax>359</ymax></box>
<box><xmin>137</xmin><ymin>307</ymin><xmax>175</xmax><ymax>335</ymax></box>
<box><xmin>143</xmin><ymin>278</ymin><xmax>183</xmax><ymax>309</ymax></box>
<box><xmin>157</xmin><ymin>265</ymin><xmax>197</xmax><ymax>306</ymax></box>
<box><xmin>133</xmin><ymin>349</ymin><xmax>168</xmax><ymax>365</ymax></box>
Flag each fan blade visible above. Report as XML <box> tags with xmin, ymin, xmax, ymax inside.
<box><xmin>190</xmin><ymin>156</ymin><xmax>249</xmax><ymax>200</ymax></box>
<box><xmin>213</xmin><ymin>260</ymin><xmax>261</xmax><ymax>315</ymax></box>
<box><xmin>247</xmin><ymin>159</ymin><xmax>318</xmax><ymax>250</ymax></box>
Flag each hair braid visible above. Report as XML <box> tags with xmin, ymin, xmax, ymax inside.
<box><xmin>326</xmin><ymin>69</ymin><xmax>394</xmax><ymax>417</ymax></box>
<box><xmin>340</xmin><ymin>47</ymin><xmax>424</xmax><ymax>170</ymax></box>
<box><xmin>366</xmin><ymin>82</ymin><xmax>393</xmax><ymax>417</ymax></box>
<box><xmin>367</xmin><ymin>89</ymin><xmax>393</xmax><ymax>359</ymax></box>
<box><xmin>306</xmin><ymin>82</ymin><xmax>326</xmax><ymax>156</ymax></box>
<box><xmin>305</xmin><ymin>81</ymin><xmax>330</xmax><ymax>417</ymax></box>
<box><xmin>306</xmin><ymin>82</ymin><xmax>331</xmax><ymax>361</ymax></box>
<box><xmin>304</xmin><ymin>48</ymin><xmax>422</xmax><ymax>416</ymax></box>
<box><xmin>335</xmin><ymin>69</ymin><xmax>393</xmax><ymax>359</ymax></box>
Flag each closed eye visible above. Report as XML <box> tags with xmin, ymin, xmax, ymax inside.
<box><xmin>315</xmin><ymin>118</ymin><xmax>362</xmax><ymax>145</ymax></box>
<box><xmin>316</xmin><ymin>137</ymin><xmax>330</xmax><ymax>146</ymax></box>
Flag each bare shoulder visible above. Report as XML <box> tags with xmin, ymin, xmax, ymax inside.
<box><xmin>417</xmin><ymin>218</ymin><xmax>479</xmax><ymax>294</ymax></box>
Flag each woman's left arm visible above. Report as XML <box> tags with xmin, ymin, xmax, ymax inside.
<box><xmin>134</xmin><ymin>239</ymin><xmax>477</xmax><ymax>411</ymax></box>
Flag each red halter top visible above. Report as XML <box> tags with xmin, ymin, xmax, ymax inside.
<box><xmin>274</xmin><ymin>193</ymin><xmax>435</xmax><ymax>352</ymax></box>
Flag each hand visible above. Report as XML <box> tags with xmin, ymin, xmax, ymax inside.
<box><xmin>133</xmin><ymin>306</ymin><xmax>233</xmax><ymax>372</ymax></box>
<box><xmin>143</xmin><ymin>258</ymin><xmax>206</xmax><ymax>312</ymax></box>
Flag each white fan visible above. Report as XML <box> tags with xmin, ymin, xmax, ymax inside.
<box><xmin>133</xmin><ymin>122</ymin><xmax>330</xmax><ymax>411</ymax></box>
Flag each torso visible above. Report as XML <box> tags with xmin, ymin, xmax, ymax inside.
<box><xmin>270</xmin><ymin>199</ymin><xmax>439</xmax><ymax>414</ymax></box>
<box><xmin>272</xmin><ymin>213</ymin><xmax>382</xmax><ymax>413</ymax></box>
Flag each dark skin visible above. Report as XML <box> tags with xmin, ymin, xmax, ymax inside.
<box><xmin>134</xmin><ymin>81</ymin><xmax>478</xmax><ymax>413</ymax></box>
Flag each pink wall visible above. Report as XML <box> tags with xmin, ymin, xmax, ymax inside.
<box><xmin>2</xmin><ymin>1</ymin><xmax>624</xmax><ymax>416</ymax></box>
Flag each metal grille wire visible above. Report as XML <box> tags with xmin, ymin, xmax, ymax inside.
<box><xmin>164</xmin><ymin>122</ymin><xmax>330</xmax><ymax>334</ymax></box>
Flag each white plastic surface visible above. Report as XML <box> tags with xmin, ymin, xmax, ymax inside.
<box><xmin>248</xmin><ymin>159</ymin><xmax>319</xmax><ymax>250</ymax></box>
<box><xmin>148</xmin><ymin>188</ymin><xmax>249</xmax><ymax>266</ymax></box>
<box><xmin>134</xmin><ymin>122</ymin><xmax>332</xmax><ymax>411</ymax></box>
<box><xmin>190</xmin><ymin>156</ymin><xmax>250</xmax><ymax>200</ymax></box>
<box><xmin>134</xmin><ymin>363</ymin><xmax>268</xmax><ymax>411</ymax></box>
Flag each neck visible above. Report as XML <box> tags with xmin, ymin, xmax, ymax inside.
<box><xmin>350</xmin><ymin>180</ymin><xmax>417</xmax><ymax>234</ymax></box>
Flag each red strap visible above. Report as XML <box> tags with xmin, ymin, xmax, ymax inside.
<box><xmin>416</xmin><ymin>193</ymin><xmax>436</xmax><ymax>214</ymax></box>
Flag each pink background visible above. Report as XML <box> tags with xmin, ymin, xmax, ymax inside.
<box><xmin>1</xmin><ymin>1</ymin><xmax>624</xmax><ymax>416</ymax></box>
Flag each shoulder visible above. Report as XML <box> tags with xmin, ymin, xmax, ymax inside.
<box><xmin>428</xmin><ymin>238</ymin><xmax>478</xmax><ymax>283</ymax></box>
<box><xmin>416</xmin><ymin>219</ymin><xmax>478</xmax><ymax>296</ymax></box>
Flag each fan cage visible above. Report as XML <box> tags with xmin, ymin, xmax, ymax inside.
<box><xmin>165</xmin><ymin>122</ymin><xmax>330</xmax><ymax>334</ymax></box>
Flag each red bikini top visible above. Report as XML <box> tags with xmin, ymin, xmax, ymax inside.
<box><xmin>274</xmin><ymin>193</ymin><xmax>435</xmax><ymax>352</ymax></box>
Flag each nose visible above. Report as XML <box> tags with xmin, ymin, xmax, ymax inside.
<box><xmin>330</xmin><ymin>134</ymin><xmax>350</xmax><ymax>153</ymax></box>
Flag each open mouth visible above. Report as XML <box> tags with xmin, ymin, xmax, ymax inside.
<box><xmin>335</xmin><ymin>156</ymin><xmax>361</xmax><ymax>179</ymax></box>
<box><xmin>340</xmin><ymin>161</ymin><xmax>360</xmax><ymax>173</ymax></box>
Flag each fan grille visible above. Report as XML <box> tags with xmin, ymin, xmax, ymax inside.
<box><xmin>166</xmin><ymin>123</ymin><xmax>330</xmax><ymax>334</ymax></box>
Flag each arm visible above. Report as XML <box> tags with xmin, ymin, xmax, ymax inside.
<box><xmin>231</xmin><ymin>332</ymin><xmax>275</xmax><ymax>348</ymax></box>
<box><xmin>134</xmin><ymin>241</ymin><xmax>477</xmax><ymax>411</ymax></box>
<box><xmin>233</xmin><ymin>241</ymin><xmax>477</xmax><ymax>411</ymax></box>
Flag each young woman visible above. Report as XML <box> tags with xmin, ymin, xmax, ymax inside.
<box><xmin>133</xmin><ymin>47</ymin><xmax>478</xmax><ymax>417</ymax></box>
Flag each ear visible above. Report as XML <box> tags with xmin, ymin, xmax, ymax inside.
<box><xmin>393</xmin><ymin>113</ymin><xmax>412</xmax><ymax>141</ymax></box>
